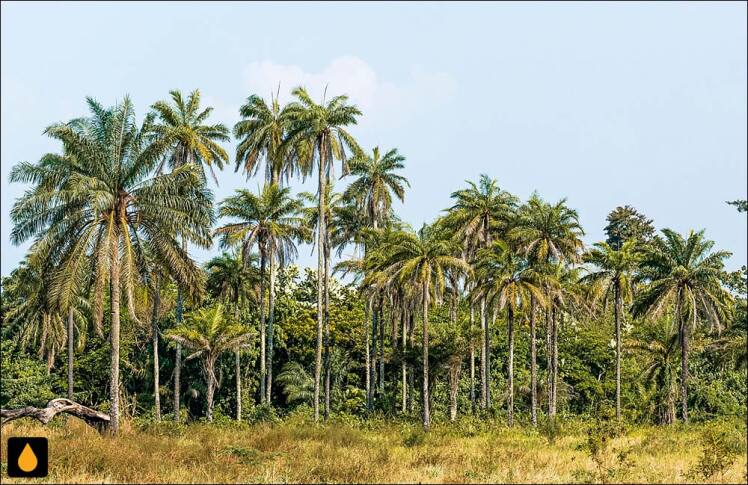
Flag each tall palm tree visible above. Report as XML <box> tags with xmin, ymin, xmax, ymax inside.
<box><xmin>205</xmin><ymin>251</ymin><xmax>260</xmax><ymax>420</ymax></box>
<box><xmin>343</xmin><ymin>146</ymin><xmax>409</xmax><ymax>230</ymax></box>
<box><xmin>283</xmin><ymin>86</ymin><xmax>362</xmax><ymax>421</ymax></box>
<box><xmin>215</xmin><ymin>184</ymin><xmax>306</xmax><ymax>404</ymax></box>
<box><xmin>378</xmin><ymin>225</ymin><xmax>470</xmax><ymax>430</ymax></box>
<box><xmin>150</xmin><ymin>89</ymin><xmax>229</xmax><ymax>420</ymax></box>
<box><xmin>445</xmin><ymin>175</ymin><xmax>518</xmax><ymax>409</ymax></box>
<box><xmin>633</xmin><ymin>229</ymin><xmax>733</xmax><ymax>422</ymax></box>
<box><xmin>10</xmin><ymin>96</ymin><xmax>213</xmax><ymax>433</ymax></box>
<box><xmin>510</xmin><ymin>195</ymin><xmax>584</xmax><ymax>419</ymax></box>
<box><xmin>166</xmin><ymin>304</ymin><xmax>251</xmax><ymax>422</ymax></box>
<box><xmin>474</xmin><ymin>240</ymin><xmax>545</xmax><ymax>426</ymax></box>
<box><xmin>581</xmin><ymin>240</ymin><xmax>640</xmax><ymax>420</ymax></box>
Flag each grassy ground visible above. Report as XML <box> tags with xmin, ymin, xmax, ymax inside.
<box><xmin>1</xmin><ymin>415</ymin><xmax>746</xmax><ymax>484</ymax></box>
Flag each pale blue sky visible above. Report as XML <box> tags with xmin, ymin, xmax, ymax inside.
<box><xmin>2</xmin><ymin>1</ymin><xmax>746</xmax><ymax>276</ymax></box>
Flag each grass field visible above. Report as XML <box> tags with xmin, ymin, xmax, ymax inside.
<box><xmin>1</xmin><ymin>415</ymin><xmax>746</xmax><ymax>483</ymax></box>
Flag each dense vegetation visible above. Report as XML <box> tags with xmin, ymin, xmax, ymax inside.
<box><xmin>1</xmin><ymin>88</ymin><xmax>745</xmax><ymax>447</ymax></box>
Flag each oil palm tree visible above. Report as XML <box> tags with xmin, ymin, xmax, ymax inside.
<box><xmin>473</xmin><ymin>240</ymin><xmax>545</xmax><ymax>426</ymax></box>
<box><xmin>445</xmin><ymin>175</ymin><xmax>518</xmax><ymax>409</ymax></box>
<box><xmin>215</xmin><ymin>184</ymin><xmax>306</xmax><ymax>404</ymax></box>
<box><xmin>379</xmin><ymin>225</ymin><xmax>470</xmax><ymax>430</ymax></box>
<box><xmin>150</xmin><ymin>89</ymin><xmax>229</xmax><ymax>420</ymax></box>
<box><xmin>633</xmin><ymin>229</ymin><xmax>733</xmax><ymax>422</ymax></box>
<box><xmin>343</xmin><ymin>146</ymin><xmax>409</xmax><ymax>230</ymax></box>
<box><xmin>166</xmin><ymin>304</ymin><xmax>251</xmax><ymax>422</ymax></box>
<box><xmin>581</xmin><ymin>240</ymin><xmax>640</xmax><ymax>420</ymax></box>
<box><xmin>205</xmin><ymin>251</ymin><xmax>260</xmax><ymax>420</ymax></box>
<box><xmin>10</xmin><ymin>96</ymin><xmax>213</xmax><ymax>433</ymax></box>
<box><xmin>510</xmin><ymin>195</ymin><xmax>584</xmax><ymax>419</ymax></box>
<box><xmin>627</xmin><ymin>315</ymin><xmax>680</xmax><ymax>424</ymax></box>
<box><xmin>283</xmin><ymin>86</ymin><xmax>362</xmax><ymax>421</ymax></box>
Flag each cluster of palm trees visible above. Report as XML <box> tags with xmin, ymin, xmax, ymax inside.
<box><xmin>7</xmin><ymin>86</ymin><xmax>738</xmax><ymax>435</ymax></box>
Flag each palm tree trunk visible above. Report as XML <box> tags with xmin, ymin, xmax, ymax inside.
<box><xmin>67</xmin><ymin>306</ymin><xmax>74</xmax><ymax>400</ymax></box>
<box><xmin>151</xmin><ymin>280</ymin><xmax>161</xmax><ymax>421</ymax></box>
<box><xmin>365</xmin><ymin>301</ymin><xmax>371</xmax><ymax>410</ymax></box>
<box><xmin>323</xmin><ymin>228</ymin><xmax>331</xmax><ymax>421</ymax></box>
<box><xmin>109</xmin><ymin>239</ymin><xmax>121</xmax><ymax>434</ymax></box>
<box><xmin>370</xmin><ymin>297</ymin><xmax>378</xmax><ymax>405</ymax></box>
<box><xmin>377</xmin><ymin>306</ymin><xmax>384</xmax><ymax>397</ymax></box>
<box><xmin>235</xmin><ymin>351</ymin><xmax>242</xmax><ymax>421</ymax></box>
<box><xmin>677</xmin><ymin>297</ymin><xmax>689</xmax><ymax>423</ymax></box>
<box><xmin>401</xmin><ymin>307</ymin><xmax>407</xmax><ymax>414</ymax></box>
<box><xmin>259</xmin><ymin>247</ymin><xmax>267</xmax><ymax>404</ymax></box>
<box><xmin>313</xmin><ymin>141</ymin><xmax>327</xmax><ymax>423</ymax></box>
<box><xmin>422</xmin><ymin>283</ymin><xmax>430</xmax><ymax>431</ymax></box>
<box><xmin>469</xmin><ymin>302</ymin><xmax>475</xmax><ymax>414</ymax></box>
<box><xmin>530</xmin><ymin>297</ymin><xmax>537</xmax><ymax>426</ymax></box>
<box><xmin>174</xmin><ymin>237</ymin><xmax>187</xmax><ymax>422</ymax></box>
<box><xmin>480</xmin><ymin>298</ymin><xmax>487</xmax><ymax>409</ymax></box>
<box><xmin>546</xmin><ymin>305</ymin><xmax>552</xmax><ymax>417</ymax></box>
<box><xmin>408</xmin><ymin>310</ymin><xmax>415</xmax><ymax>414</ymax></box>
<box><xmin>507</xmin><ymin>306</ymin><xmax>514</xmax><ymax>427</ymax></box>
<box><xmin>267</xmin><ymin>248</ymin><xmax>276</xmax><ymax>405</ymax></box>
<box><xmin>550</xmin><ymin>306</ymin><xmax>558</xmax><ymax>418</ymax></box>
<box><xmin>206</xmin><ymin>363</ymin><xmax>216</xmax><ymax>422</ymax></box>
<box><xmin>448</xmin><ymin>359</ymin><xmax>460</xmax><ymax>422</ymax></box>
<box><xmin>614</xmin><ymin>283</ymin><xmax>622</xmax><ymax>421</ymax></box>
<box><xmin>488</xmin><ymin>306</ymin><xmax>495</xmax><ymax>409</ymax></box>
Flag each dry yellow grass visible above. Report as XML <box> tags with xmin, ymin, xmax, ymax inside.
<box><xmin>1</xmin><ymin>416</ymin><xmax>746</xmax><ymax>483</ymax></box>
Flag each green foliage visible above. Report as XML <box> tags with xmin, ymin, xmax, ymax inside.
<box><xmin>687</xmin><ymin>419</ymin><xmax>746</xmax><ymax>480</ymax></box>
<box><xmin>0</xmin><ymin>340</ymin><xmax>55</xmax><ymax>407</ymax></box>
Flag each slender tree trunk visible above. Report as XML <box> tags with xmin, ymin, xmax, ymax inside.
<box><xmin>678</xmin><ymin>297</ymin><xmax>689</xmax><ymax>423</ymax></box>
<box><xmin>408</xmin><ymin>311</ymin><xmax>415</xmax><ymax>414</ymax></box>
<box><xmin>174</xmin><ymin>238</ymin><xmax>187</xmax><ymax>422</ymax></box>
<box><xmin>365</xmin><ymin>301</ymin><xmax>371</xmax><ymax>410</ymax></box>
<box><xmin>259</xmin><ymin>247</ymin><xmax>267</xmax><ymax>404</ymax></box>
<box><xmin>401</xmin><ymin>308</ymin><xmax>407</xmax><ymax>414</ymax></box>
<box><xmin>323</xmin><ymin>229</ymin><xmax>331</xmax><ymax>421</ymax></box>
<box><xmin>487</xmin><ymin>306</ymin><xmax>495</xmax><ymax>409</ymax></box>
<box><xmin>469</xmin><ymin>303</ymin><xmax>476</xmax><ymax>413</ymax></box>
<box><xmin>206</xmin><ymin>364</ymin><xmax>216</xmax><ymax>423</ymax></box>
<box><xmin>67</xmin><ymin>306</ymin><xmax>74</xmax><ymax>400</ymax></box>
<box><xmin>546</xmin><ymin>305</ymin><xmax>552</xmax><ymax>418</ymax></box>
<box><xmin>448</xmin><ymin>359</ymin><xmax>461</xmax><ymax>422</ymax></box>
<box><xmin>266</xmin><ymin>249</ymin><xmax>276</xmax><ymax>405</ymax></box>
<box><xmin>614</xmin><ymin>283</ymin><xmax>622</xmax><ymax>421</ymax></box>
<box><xmin>370</xmin><ymin>297</ymin><xmax>378</xmax><ymax>405</ymax></box>
<box><xmin>550</xmin><ymin>306</ymin><xmax>558</xmax><ymax>418</ymax></box>
<box><xmin>422</xmin><ymin>283</ymin><xmax>430</xmax><ymax>431</ymax></box>
<box><xmin>109</xmin><ymin>239</ymin><xmax>121</xmax><ymax>434</ymax></box>
<box><xmin>480</xmin><ymin>298</ymin><xmax>487</xmax><ymax>409</ymax></box>
<box><xmin>235</xmin><ymin>351</ymin><xmax>242</xmax><ymax>421</ymax></box>
<box><xmin>530</xmin><ymin>297</ymin><xmax>537</xmax><ymax>426</ymax></box>
<box><xmin>507</xmin><ymin>306</ymin><xmax>514</xmax><ymax>427</ymax></box>
<box><xmin>313</xmin><ymin>142</ymin><xmax>326</xmax><ymax>423</ymax></box>
<box><xmin>151</xmin><ymin>280</ymin><xmax>161</xmax><ymax>422</ymax></box>
<box><xmin>378</xmin><ymin>306</ymin><xmax>384</xmax><ymax>397</ymax></box>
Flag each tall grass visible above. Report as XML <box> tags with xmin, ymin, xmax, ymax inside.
<box><xmin>1</xmin><ymin>416</ymin><xmax>745</xmax><ymax>483</ymax></box>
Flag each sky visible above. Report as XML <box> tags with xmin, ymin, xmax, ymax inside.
<box><xmin>1</xmin><ymin>1</ymin><xmax>746</xmax><ymax>277</ymax></box>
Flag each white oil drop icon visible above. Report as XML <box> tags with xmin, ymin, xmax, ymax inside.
<box><xmin>18</xmin><ymin>443</ymin><xmax>38</xmax><ymax>472</ymax></box>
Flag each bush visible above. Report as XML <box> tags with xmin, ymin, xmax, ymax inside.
<box><xmin>687</xmin><ymin>420</ymin><xmax>746</xmax><ymax>481</ymax></box>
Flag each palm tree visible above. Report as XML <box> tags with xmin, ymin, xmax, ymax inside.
<box><xmin>166</xmin><ymin>304</ymin><xmax>251</xmax><ymax>422</ymax></box>
<box><xmin>633</xmin><ymin>229</ymin><xmax>733</xmax><ymax>422</ymax></box>
<box><xmin>446</xmin><ymin>175</ymin><xmax>518</xmax><ymax>409</ymax></box>
<box><xmin>581</xmin><ymin>240</ymin><xmax>640</xmax><ymax>421</ymax></box>
<box><xmin>379</xmin><ymin>225</ymin><xmax>470</xmax><ymax>430</ymax></box>
<box><xmin>343</xmin><ymin>146</ymin><xmax>409</xmax><ymax>230</ymax></box>
<box><xmin>473</xmin><ymin>240</ymin><xmax>545</xmax><ymax>426</ymax></box>
<box><xmin>150</xmin><ymin>89</ymin><xmax>229</xmax><ymax>421</ymax></box>
<box><xmin>283</xmin><ymin>86</ymin><xmax>362</xmax><ymax>421</ymax></box>
<box><xmin>10</xmin><ymin>96</ymin><xmax>213</xmax><ymax>433</ymax></box>
<box><xmin>205</xmin><ymin>251</ymin><xmax>260</xmax><ymax>420</ymax></box>
<box><xmin>215</xmin><ymin>184</ymin><xmax>306</xmax><ymax>404</ymax></box>
<box><xmin>234</xmin><ymin>91</ymin><xmax>296</xmax><ymax>186</ymax></box>
<box><xmin>627</xmin><ymin>315</ymin><xmax>680</xmax><ymax>424</ymax></box>
<box><xmin>510</xmin><ymin>195</ymin><xmax>584</xmax><ymax>419</ymax></box>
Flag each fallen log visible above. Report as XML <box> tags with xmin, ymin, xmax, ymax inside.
<box><xmin>1</xmin><ymin>398</ymin><xmax>110</xmax><ymax>432</ymax></box>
